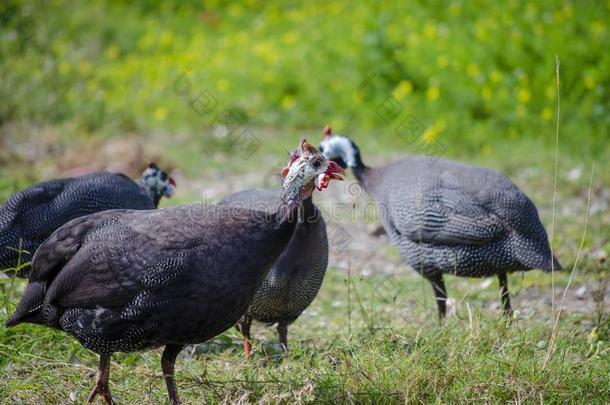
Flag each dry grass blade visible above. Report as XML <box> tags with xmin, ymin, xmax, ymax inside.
<box><xmin>550</xmin><ymin>55</ymin><xmax>561</xmax><ymax>314</ymax></box>
<box><xmin>543</xmin><ymin>162</ymin><xmax>595</xmax><ymax>369</ymax></box>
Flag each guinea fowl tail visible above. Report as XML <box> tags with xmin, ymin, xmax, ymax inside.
<box><xmin>5</xmin><ymin>282</ymin><xmax>46</xmax><ymax>327</ymax></box>
<box><xmin>546</xmin><ymin>255</ymin><xmax>563</xmax><ymax>272</ymax></box>
<box><xmin>534</xmin><ymin>254</ymin><xmax>562</xmax><ymax>273</ymax></box>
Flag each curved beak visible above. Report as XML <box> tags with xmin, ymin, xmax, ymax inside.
<box><xmin>316</xmin><ymin>160</ymin><xmax>345</xmax><ymax>190</ymax></box>
<box><xmin>325</xmin><ymin>160</ymin><xmax>345</xmax><ymax>181</ymax></box>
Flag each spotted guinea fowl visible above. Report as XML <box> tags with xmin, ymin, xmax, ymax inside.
<box><xmin>6</xmin><ymin>140</ymin><xmax>343</xmax><ymax>405</ymax></box>
<box><xmin>0</xmin><ymin>163</ymin><xmax>175</xmax><ymax>277</ymax></box>
<box><xmin>319</xmin><ymin>127</ymin><xmax>561</xmax><ymax>318</ymax></box>
<box><xmin>221</xmin><ymin>151</ymin><xmax>329</xmax><ymax>356</ymax></box>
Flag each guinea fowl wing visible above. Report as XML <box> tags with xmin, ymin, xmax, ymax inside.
<box><xmin>10</xmin><ymin>204</ymin><xmax>291</xmax><ymax>343</ymax></box>
<box><xmin>381</xmin><ymin>163</ymin><xmax>509</xmax><ymax>246</ymax></box>
<box><xmin>0</xmin><ymin>180</ymin><xmax>70</xmax><ymax>247</ymax></box>
<box><xmin>220</xmin><ymin>189</ymin><xmax>282</xmax><ymax>214</ymax></box>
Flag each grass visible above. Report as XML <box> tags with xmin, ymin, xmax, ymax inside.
<box><xmin>1</xmin><ymin>270</ymin><xmax>608</xmax><ymax>403</ymax></box>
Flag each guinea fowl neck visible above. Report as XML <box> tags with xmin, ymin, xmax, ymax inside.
<box><xmin>275</xmin><ymin>191</ymin><xmax>300</xmax><ymax>231</ymax></box>
<box><xmin>350</xmin><ymin>149</ymin><xmax>371</xmax><ymax>191</ymax></box>
<box><xmin>138</xmin><ymin>182</ymin><xmax>160</xmax><ymax>208</ymax></box>
<box><xmin>296</xmin><ymin>196</ymin><xmax>318</xmax><ymax>226</ymax></box>
<box><xmin>152</xmin><ymin>194</ymin><xmax>162</xmax><ymax>208</ymax></box>
<box><xmin>275</xmin><ymin>179</ymin><xmax>319</xmax><ymax>229</ymax></box>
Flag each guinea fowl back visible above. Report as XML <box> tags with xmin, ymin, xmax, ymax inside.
<box><xmin>0</xmin><ymin>172</ymin><xmax>155</xmax><ymax>274</ymax></box>
<box><xmin>8</xmin><ymin>203</ymin><xmax>296</xmax><ymax>351</ymax></box>
<box><xmin>363</xmin><ymin>155</ymin><xmax>557</xmax><ymax>272</ymax></box>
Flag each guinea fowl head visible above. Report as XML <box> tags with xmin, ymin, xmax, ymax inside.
<box><xmin>318</xmin><ymin>126</ymin><xmax>362</xmax><ymax>169</ymax></box>
<box><xmin>280</xmin><ymin>139</ymin><xmax>344</xmax><ymax>211</ymax></box>
<box><xmin>139</xmin><ymin>162</ymin><xmax>176</xmax><ymax>204</ymax></box>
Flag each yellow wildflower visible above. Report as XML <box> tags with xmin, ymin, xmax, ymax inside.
<box><xmin>281</xmin><ymin>95</ymin><xmax>296</xmax><ymax>109</ymax></box>
<box><xmin>467</xmin><ymin>63</ymin><xmax>479</xmax><ymax>78</ymax></box>
<box><xmin>422</xmin><ymin>120</ymin><xmax>446</xmax><ymax>143</ymax></box>
<box><xmin>423</xmin><ymin>22</ymin><xmax>437</xmax><ymax>39</ymax></box>
<box><xmin>584</xmin><ymin>75</ymin><xmax>595</xmax><ymax>89</ymax></box>
<box><xmin>154</xmin><ymin>107</ymin><xmax>167</xmax><ymax>121</ymax></box>
<box><xmin>422</xmin><ymin>127</ymin><xmax>437</xmax><ymax>144</ymax></box>
<box><xmin>392</xmin><ymin>80</ymin><xmax>413</xmax><ymax>101</ymax></box>
<box><xmin>591</xmin><ymin>20</ymin><xmax>605</xmax><ymax>35</ymax></box>
<box><xmin>481</xmin><ymin>86</ymin><xmax>492</xmax><ymax>101</ymax></box>
<box><xmin>490</xmin><ymin>70</ymin><xmax>502</xmax><ymax>83</ymax></box>
<box><xmin>475</xmin><ymin>19</ymin><xmax>488</xmax><ymax>41</ymax></box>
<box><xmin>517</xmin><ymin>88</ymin><xmax>530</xmax><ymax>103</ymax></box>
<box><xmin>542</xmin><ymin>107</ymin><xmax>553</xmax><ymax>121</ymax></box>
<box><xmin>426</xmin><ymin>86</ymin><xmax>440</xmax><ymax>101</ymax></box>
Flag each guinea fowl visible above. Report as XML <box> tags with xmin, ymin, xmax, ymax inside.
<box><xmin>6</xmin><ymin>140</ymin><xmax>344</xmax><ymax>405</ymax></box>
<box><xmin>319</xmin><ymin>128</ymin><xmax>561</xmax><ymax>318</ymax></box>
<box><xmin>0</xmin><ymin>163</ymin><xmax>175</xmax><ymax>277</ymax></box>
<box><xmin>221</xmin><ymin>150</ymin><xmax>329</xmax><ymax>356</ymax></box>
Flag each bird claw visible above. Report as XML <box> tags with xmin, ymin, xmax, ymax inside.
<box><xmin>86</xmin><ymin>383</ymin><xmax>113</xmax><ymax>404</ymax></box>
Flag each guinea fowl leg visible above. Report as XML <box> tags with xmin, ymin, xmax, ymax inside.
<box><xmin>239</xmin><ymin>315</ymin><xmax>253</xmax><ymax>357</ymax></box>
<box><xmin>498</xmin><ymin>272</ymin><xmax>513</xmax><ymax>317</ymax></box>
<box><xmin>87</xmin><ymin>355</ymin><xmax>113</xmax><ymax>404</ymax></box>
<box><xmin>161</xmin><ymin>344</ymin><xmax>185</xmax><ymax>405</ymax></box>
<box><xmin>277</xmin><ymin>321</ymin><xmax>288</xmax><ymax>353</ymax></box>
<box><xmin>428</xmin><ymin>275</ymin><xmax>447</xmax><ymax>320</ymax></box>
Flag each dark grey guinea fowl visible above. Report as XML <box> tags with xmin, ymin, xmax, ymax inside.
<box><xmin>319</xmin><ymin>128</ymin><xmax>561</xmax><ymax>318</ymax></box>
<box><xmin>0</xmin><ymin>163</ymin><xmax>175</xmax><ymax>277</ymax></box>
<box><xmin>6</xmin><ymin>140</ymin><xmax>344</xmax><ymax>405</ymax></box>
<box><xmin>221</xmin><ymin>185</ymin><xmax>328</xmax><ymax>356</ymax></box>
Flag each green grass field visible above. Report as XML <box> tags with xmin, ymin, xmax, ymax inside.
<box><xmin>1</xmin><ymin>268</ymin><xmax>609</xmax><ymax>403</ymax></box>
<box><xmin>1</xmin><ymin>0</ymin><xmax>609</xmax><ymax>403</ymax></box>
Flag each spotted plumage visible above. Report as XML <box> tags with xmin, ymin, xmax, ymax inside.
<box><xmin>6</xmin><ymin>140</ymin><xmax>344</xmax><ymax>404</ymax></box>
<box><xmin>0</xmin><ymin>163</ymin><xmax>174</xmax><ymax>277</ymax></box>
<box><xmin>319</xmin><ymin>131</ymin><xmax>561</xmax><ymax>317</ymax></box>
<box><xmin>222</xmin><ymin>188</ymin><xmax>328</xmax><ymax>354</ymax></box>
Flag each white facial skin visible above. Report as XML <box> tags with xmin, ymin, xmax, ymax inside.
<box><xmin>319</xmin><ymin>135</ymin><xmax>357</xmax><ymax>167</ymax></box>
<box><xmin>283</xmin><ymin>152</ymin><xmax>330</xmax><ymax>197</ymax></box>
<box><xmin>140</xmin><ymin>167</ymin><xmax>175</xmax><ymax>198</ymax></box>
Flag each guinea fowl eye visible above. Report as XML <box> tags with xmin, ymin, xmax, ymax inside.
<box><xmin>312</xmin><ymin>159</ymin><xmax>322</xmax><ymax>169</ymax></box>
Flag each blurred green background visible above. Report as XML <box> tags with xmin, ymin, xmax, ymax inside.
<box><xmin>1</xmin><ymin>0</ymin><xmax>609</xmax><ymax>163</ymax></box>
